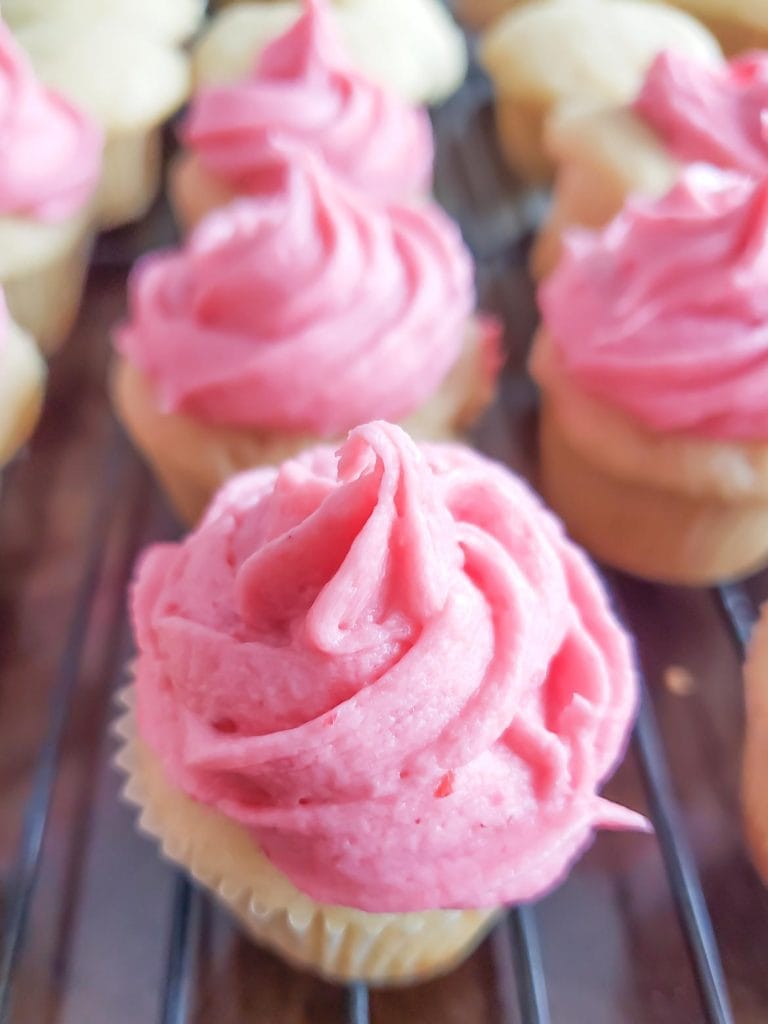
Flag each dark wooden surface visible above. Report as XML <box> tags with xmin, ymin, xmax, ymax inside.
<box><xmin>1</xmin><ymin>74</ymin><xmax>767</xmax><ymax>1024</ymax></box>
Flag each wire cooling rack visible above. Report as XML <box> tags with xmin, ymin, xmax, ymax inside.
<box><xmin>1</xmin><ymin>41</ymin><xmax>767</xmax><ymax>1024</ymax></box>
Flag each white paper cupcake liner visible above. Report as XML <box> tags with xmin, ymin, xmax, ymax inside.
<box><xmin>113</xmin><ymin>687</ymin><xmax>498</xmax><ymax>985</ymax></box>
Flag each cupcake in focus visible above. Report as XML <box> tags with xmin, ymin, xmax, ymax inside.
<box><xmin>0</xmin><ymin>289</ymin><xmax>46</xmax><ymax>475</ymax></box>
<box><xmin>479</xmin><ymin>0</ymin><xmax>720</xmax><ymax>183</ymax></box>
<box><xmin>16</xmin><ymin>18</ymin><xmax>189</xmax><ymax>229</ymax></box>
<box><xmin>114</xmin><ymin>145</ymin><xmax>501</xmax><ymax>524</ymax></box>
<box><xmin>116</xmin><ymin>419</ymin><xmax>644</xmax><ymax>983</ymax></box>
<box><xmin>171</xmin><ymin>0</ymin><xmax>434</xmax><ymax>231</ymax></box>
<box><xmin>533</xmin><ymin>49</ymin><xmax>768</xmax><ymax>278</ymax></box>
<box><xmin>0</xmin><ymin>23</ymin><xmax>101</xmax><ymax>354</ymax></box>
<box><xmin>743</xmin><ymin>602</ymin><xmax>768</xmax><ymax>884</ymax></box>
<box><xmin>3</xmin><ymin>0</ymin><xmax>205</xmax><ymax>46</ymax></box>
<box><xmin>531</xmin><ymin>168</ymin><xmax>768</xmax><ymax>584</ymax></box>
<box><xmin>191</xmin><ymin>0</ymin><xmax>467</xmax><ymax>106</ymax></box>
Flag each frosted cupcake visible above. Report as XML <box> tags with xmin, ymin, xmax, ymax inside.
<box><xmin>191</xmin><ymin>0</ymin><xmax>467</xmax><ymax>106</ymax></box>
<box><xmin>534</xmin><ymin>50</ymin><xmax>768</xmax><ymax>278</ymax></box>
<box><xmin>0</xmin><ymin>290</ymin><xmax>46</xmax><ymax>473</ymax></box>
<box><xmin>16</xmin><ymin>19</ymin><xmax>189</xmax><ymax>229</ymax></box>
<box><xmin>171</xmin><ymin>0</ymin><xmax>434</xmax><ymax>231</ymax></box>
<box><xmin>531</xmin><ymin>169</ymin><xmax>768</xmax><ymax>585</ymax></box>
<box><xmin>116</xmin><ymin>419</ymin><xmax>644</xmax><ymax>983</ymax></box>
<box><xmin>744</xmin><ymin>602</ymin><xmax>768</xmax><ymax>884</ymax></box>
<box><xmin>479</xmin><ymin>0</ymin><xmax>720</xmax><ymax>183</ymax></box>
<box><xmin>0</xmin><ymin>24</ymin><xmax>102</xmax><ymax>354</ymax></box>
<box><xmin>114</xmin><ymin>146</ymin><xmax>501</xmax><ymax>524</ymax></box>
<box><xmin>3</xmin><ymin>0</ymin><xmax>205</xmax><ymax>45</ymax></box>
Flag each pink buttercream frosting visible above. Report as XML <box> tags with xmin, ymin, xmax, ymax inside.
<box><xmin>0</xmin><ymin>22</ymin><xmax>101</xmax><ymax>221</ymax></box>
<box><xmin>117</xmin><ymin>147</ymin><xmax>475</xmax><ymax>434</ymax></box>
<box><xmin>540</xmin><ymin>167</ymin><xmax>768</xmax><ymax>440</ymax></box>
<box><xmin>181</xmin><ymin>0</ymin><xmax>433</xmax><ymax>202</ymax></box>
<box><xmin>635</xmin><ymin>51</ymin><xmax>768</xmax><ymax>179</ymax></box>
<box><xmin>131</xmin><ymin>421</ymin><xmax>642</xmax><ymax>912</ymax></box>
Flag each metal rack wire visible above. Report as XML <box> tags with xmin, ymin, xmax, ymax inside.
<box><xmin>1</xmin><ymin>38</ymin><xmax>766</xmax><ymax>1024</ymax></box>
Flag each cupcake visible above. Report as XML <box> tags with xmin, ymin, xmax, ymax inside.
<box><xmin>115</xmin><ymin>419</ymin><xmax>644</xmax><ymax>983</ymax></box>
<box><xmin>114</xmin><ymin>145</ymin><xmax>501</xmax><ymax>525</ymax></box>
<box><xmin>191</xmin><ymin>0</ymin><xmax>468</xmax><ymax>106</ymax></box>
<box><xmin>479</xmin><ymin>0</ymin><xmax>721</xmax><ymax>184</ymax></box>
<box><xmin>15</xmin><ymin>19</ymin><xmax>189</xmax><ymax>229</ymax></box>
<box><xmin>3</xmin><ymin>0</ymin><xmax>205</xmax><ymax>45</ymax></box>
<box><xmin>0</xmin><ymin>290</ymin><xmax>46</xmax><ymax>473</ymax></box>
<box><xmin>533</xmin><ymin>50</ymin><xmax>768</xmax><ymax>278</ymax></box>
<box><xmin>0</xmin><ymin>23</ymin><xmax>102</xmax><ymax>354</ymax></box>
<box><xmin>531</xmin><ymin>168</ymin><xmax>768</xmax><ymax>585</ymax></box>
<box><xmin>171</xmin><ymin>0</ymin><xmax>434</xmax><ymax>232</ymax></box>
<box><xmin>744</xmin><ymin>602</ymin><xmax>768</xmax><ymax>884</ymax></box>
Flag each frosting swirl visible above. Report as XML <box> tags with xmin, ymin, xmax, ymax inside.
<box><xmin>635</xmin><ymin>51</ymin><xmax>768</xmax><ymax>179</ymax></box>
<box><xmin>118</xmin><ymin>146</ymin><xmax>474</xmax><ymax>435</ymax></box>
<box><xmin>540</xmin><ymin>168</ymin><xmax>768</xmax><ymax>440</ymax></box>
<box><xmin>182</xmin><ymin>0</ymin><xmax>433</xmax><ymax>202</ymax></box>
<box><xmin>132</xmin><ymin>421</ymin><xmax>642</xmax><ymax>912</ymax></box>
<box><xmin>0</xmin><ymin>23</ymin><xmax>102</xmax><ymax>221</ymax></box>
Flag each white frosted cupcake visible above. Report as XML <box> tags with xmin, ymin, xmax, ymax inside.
<box><xmin>116</xmin><ymin>420</ymin><xmax>644</xmax><ymax>983</ymax></box>
<box><xmin>0</xmin><ymin>290</ymin><xmax>46</xmax><ymax>473</ymax></box>
<box><xmin>3</xmin><ymin>0</ymin><xmax>205</xmax><ymax>45</ymax></box>
<box><xmin>0</xmin><ymin>24</ymin><xmax>102</xmax><ymax>353</ymax></box>
<box><xmin>16</xmin><ymin>19</ymin><xmax>189</xmax><ymax>229</ymax></box>
<box><xmin>191</xmin><ymin>0</ymin><xmax>467</xmax><ymax>106</ymax></box>
<box><xmin>171</xmin><ymin>0</ymin><xmax>434</xmax><ymax>231</ymax></box>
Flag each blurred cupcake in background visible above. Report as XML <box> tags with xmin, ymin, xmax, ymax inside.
<box><xmin>533</xmin><ymin>49</ymin><xmax>768</xmax><ymax>278</ymax></box>
<box><xmin>114</xmin><ymin>144</ymin><xmax>501</xmax><ymax>524</ymax></box>
<box><xmin>530</xmin><ymin>168</ymin><xmax>768</xmax><ymax>585</ymax></box>
<box><xmin>191</xmin><ymin>0</ymin><xmax>467</xmax><ymax>106</ymax></box>
<box><xmin>15</xmin><ymin>18</ymin><xmax>189</xmax><ymax>229</ymax></box>
<box><xmin>3</xmin><ymin>0</ymin><xmax>205</xmax><ymax>46</ymax></box>
<box><xmin>116</xmin><ymin>419</ymin><xmax>644</xmax><ymax>983</ymax></box>
<box><xmin>0</xmin><ymin>23</ymin><xmax>102</xmax><ymax>354</ymax></box>
<box><xmin>0</xmin><ymin>290</ymin><xmax>46</xmax><ymax>476</ymax></box>
<box><xmin>171</xmin><ymin>0</ymin><xmax>434</xmax><ymax>231</ymax></box>
<box><xmin>479</xmin><ymin>0</ymin><xmax>721</xmax><ymax>183</ymax></box>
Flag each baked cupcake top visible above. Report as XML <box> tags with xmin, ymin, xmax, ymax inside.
<box><xmin>182</xmin><ymin>0</ymin><xmax>433</xmax><ymax>202</ymax></box>
<box><xmin>0</xmin><ymin>22</ymin><xmax>101</xmax><ymax>220</ymax></box>
<box><xmin>117</xmin><ymin>146</ymin><xmax>474</xmax><ymax>436</ymax></box>
<box><xmin>132</xmin><ymin>420</ymin><xmax>642</xmax><ymax>912</ymax></box>
<box><xmin>635</xmin><ymin>51</ymin><xmax>768</xmax><ymax>178</ymax></box>
<box><xmin>539</xmin><ymin>167</ymin><xmax>768</xmax><ymax>440</ymax></box>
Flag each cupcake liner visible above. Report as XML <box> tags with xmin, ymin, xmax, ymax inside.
<box><xmin>114</xmin><ymin>687</ymin><xmax>498</xmax><ymax>985</ymax></box>
<box><xmin>3</xmin><ymin>216</ymin><xmax>94</xmax><ymax>355</ymax></box>
<box><xmin>111</xmin><ymin>317</ymin><xmax>497</xmax><ymax>525</ymax></box>
<box><xmin>493</xmin><ymin>96</ymin><xmax>554</xmax><ymax>184</ymax></box>
<box><xmin>539</xmin><ymin>404</ymin><xmax>768</xmax><ymax>584</ymax></box>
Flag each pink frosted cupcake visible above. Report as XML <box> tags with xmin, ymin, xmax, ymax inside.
<box><xmin>531</xmin><ymin>168</ymin><xmax>768</xmax><ymax>584</ymax></box>
<box><xmin>534</xmin><ymin>49</ymin><xmax>768</xmax><ymax>277</ymax></box>
<box><xmin>116</xmin><ymin>420</ymin><xmax>644</xmax><ymax>984</ymax></box>
<box><xmin>170</xmin><ymin>0</ymin><xmax>434</xmax><ymax>231</ymax></box>
<box><xmin>0</xmin><ymin>23</ymin><xmax>102</xmax><ymax>353</ymax></box>
<box><xmin>114</xmin><ymin>145</ymin><xmax>501</xmax><ymax>524</ymax></box>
